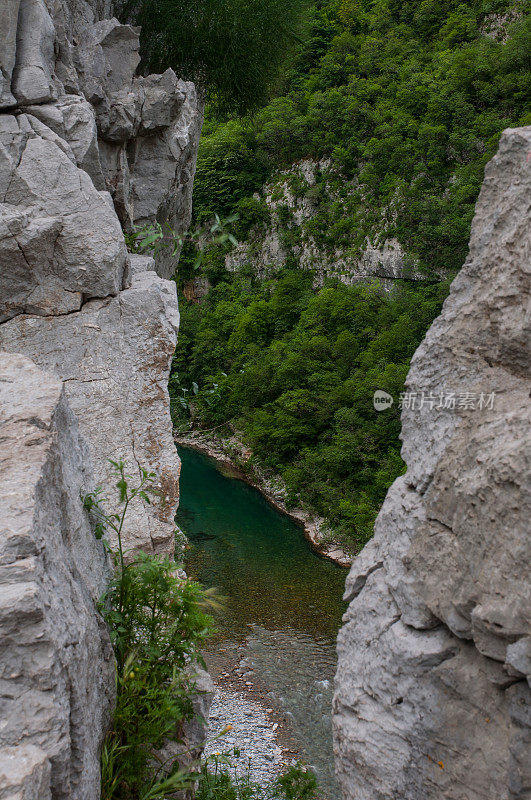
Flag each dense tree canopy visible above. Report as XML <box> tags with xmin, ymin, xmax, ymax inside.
<box><xmin>169</xmin><ymin>0</ymin><xmax>530</xmax><ymax>549</ymax></box>
<box><xmin>116</xmin><ymin>0</ymin><xmax>310</xmax><ymax>112</ymax></box>
<box><xmin>194</xmin><ymin>0</ymin><xmax>530</xmax><ymax>274</ymax></box>
<box><xmin>172</xmin><ymin>271</ymin><xmax>449</xmax><ymax>549</ymax></box>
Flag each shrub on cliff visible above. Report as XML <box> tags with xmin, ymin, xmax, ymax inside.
<box><xmin>84</xmin><ymin>462</ymin><xmax>213</xmax><ymax>800</ymax></box>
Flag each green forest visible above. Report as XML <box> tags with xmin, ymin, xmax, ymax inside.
<box><xmin>169</xmin><ymin>0</ymin><xmax>530</xmax><ymax>550</ymax></box>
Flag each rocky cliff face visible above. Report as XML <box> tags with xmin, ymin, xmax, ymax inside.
<box><xmin>225</xmin><ymin>159</ymin><xmax>445</xmax><ymax>289</ymax></box>
<box><xmin>0</xmin><ymin>252</ymin><xmax>181</xmax><ymax>555</ymax></box>
<box><xmin>0</xmin><ymin>0</ymin><xmax>203</xmax><ymax>795</ymax></box>
<box><xmin>0</xmin><ymin>353</ymin><xmax>115</xmax><ymax>799</ymax></box>
<box><xmin>0</xmin><ymin>0</ymin><xmax>202</xmax><ymax>279</ymax></box>
<box><xmin>333</xmin><ymin>126</ymin><xmax>531</xmax><ymax>800</ymax></box>
<box><xmin>0</xmin><ymin>0</ymin><xmax>201</xmax><ymax>554</ymax></box>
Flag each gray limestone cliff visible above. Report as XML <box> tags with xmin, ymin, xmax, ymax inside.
<box><xmin>223</xmin><ymin>159</ymin><xmax>446</xmax><ymax>291</ymax></box>
<box><xmin>0</xmin><ymin>0</ymin><xmax>202</xmax><ymax>554</ymax></box>
<box><xmin>0</xmin><ymin>352</ymin><xmax>115</xmax><ymax>799</ymax></box>
<box><xmin>0</xmin><ymin>0</ymin><xmax>205</xmax><ymax>796</ymax></box>
<box><xmin>333</xmin><ymin>126</ymin><xmax>531</xmax><ymax>799</ymax></box>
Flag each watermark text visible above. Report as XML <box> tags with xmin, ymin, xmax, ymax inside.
<box><xmin>398</xmin><ymin>391</ymin><xmax>495</xmax><ymax>411</ymax></box>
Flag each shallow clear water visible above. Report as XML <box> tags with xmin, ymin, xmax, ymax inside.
<box><xmin>176</xmin><ymin>446</ymin><xmax>347</xmax><ymax>797</ymax></box>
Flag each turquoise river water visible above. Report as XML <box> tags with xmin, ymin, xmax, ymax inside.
<box><xmin>176</xmin><ymin>445</ymin><xmax>347</xmax><ymax>797</ymax></box>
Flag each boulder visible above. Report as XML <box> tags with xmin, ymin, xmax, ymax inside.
<box><xmin>138</xmin><ymin>70</ymin><xmax>186</xmax><ymax>136</ymax></box>
<box><xmin>11</xmin><ymin>0</ymin><xmax>56</xmax><ymax>105</ymax></box>
<box><xmin>0</xmin><ymin>352</ymin><xmax>115</xmax><ymax>800</ymax></box>
<box><xmin>0</xmin><ymin>0</ymin><xmax>21</xmax><ymax>109</ymax></box>
<box><xmin>0</xmin><ymin>114</ymin><xmax>127</xmax><ymax>321</ymax></box>
<box><xmin>0</xmin><ymin>259</ymin><xmax>181</xmax><ymax>555</ymax></box>
<box><xmin>74</xmin><ymin>18</ymin><xmax>141</xmax><ymax>104</ymax></box>
<box><xmin>129</xmin><ymin>79</ymin><xmax>203</xmax><ymax>279</ymax></box>
<box><xmin>333</xmin><ymin>127</ymin><xmax>531</xmax><ymax>799</ymax></box>
<box><xmin>26</xmin><ymin>95</ymin><xmax>106</xmax><ymax>189</ymax></box>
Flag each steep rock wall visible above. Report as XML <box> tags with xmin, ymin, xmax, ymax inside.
<box><xmin>0</xmin><ymin>0</ymin><xmax>202</xmax><ymax>279</ymax></box>
<box><xmin>333</xmin><ymin>126</ymin><xmax>531</xmax><ymax>799</ymax></box>
<box><xmin>224</xmin><ymin>159</ymin><xmax>446</xmax><ymax>289</ymax></box>
<box><xmin>0</xmin><ymin>0</ymin><xmax>201</xmax><ymax>554</ymax></box>
<box><xmin>0</xmin><ymin>1</ymin><xmax>205</xmax><ymax>796</ymax></box>
<box><xmin>0</xmin><ymin>254</ymin><xmax>180</xmax><ymax>554</ymax></box>
<box><xmin>0</xmin><ymin>352</ymin><xmax>115</xmax><ymax>799</ymax></box>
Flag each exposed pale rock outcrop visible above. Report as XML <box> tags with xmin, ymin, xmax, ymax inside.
<box><xmin>225</xmin><ymin>159</ymin><xmax>443</xmax><ymax>288</ymax></box>
<box><xmin>0</xmin><ymin>352</ymin><xmax>115</xmax><ymax>800</ymax></box>
<box><xmin>0</xmin><ymin>111</ymin><xmax>127</xmax><ymax>321</ymax></box>
<box><xmin>333</xmin><ymin>127</ymin><xmax>531</xmax><ymax>799</ymax></box>
<box><xmin>72</xmin><ymin>15</ymin><xmax>203</xmax><ymax>277</ymax></box>
<box><xmin>0</xmin><ymin>0</ymin><xmax>196</xmax><ymax>553</ymax></box>
<box><xmin>0</xmin><ymin>1</ymin><xmax>202</xmax><ymax>280</ymax></box>
<box><xmin>0</xmin><ymin>255</ymin><xmax>180</xmax><ymax>555</ymax></box>
<box><xmin>0</xmin><ymin>0</ymin><xmax>204</xmax><ymax>795</ymax></box>
<box><xmin>73</xmin><ymin>14</ymin><xmax>203</xmax><ymax>278</ymax></box>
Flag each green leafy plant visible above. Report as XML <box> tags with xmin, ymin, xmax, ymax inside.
<box><xmin>124</xmin><ymin>222</ymin><xmax>169</xmax><ymax>257</ymax></box>
<box><xmin>196</xmin><ymin>755</ymin><xmax>317</xmax><ymax>800</ymax></box>
<box><xmin>124</xmin><ymin>216</ymin><xmax>239</xmax><ymax>271</ymax></box>
<box><xmin>84</xmin><ymin>461</ymin><xmax>213</xmax><ymax>800</ymax></box>
<box><xmin>275</xmin><ymin>765</ymin><xmax>318</xmax><ymax>800</ymax></box>
<box><xmin>168</xmin><ymin>370</ymin><xmax>200</xmax><ymax>420</ymax></box>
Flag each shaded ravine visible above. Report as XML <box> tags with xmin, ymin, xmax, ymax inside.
<box><xmin>176</xmin><ymin>445</ymin><xmax>347</xmax><ymax>797</ymax></box>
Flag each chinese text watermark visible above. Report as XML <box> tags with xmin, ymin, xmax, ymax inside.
<box><xmin>399</xmin><ymin>391</ymin><xmax>495</xmax><ymax>411</ymax></box>
<box><xmin>373</xmin><ymin>390</ymin><xmax>496</xmax><ymax>412</ymax></box>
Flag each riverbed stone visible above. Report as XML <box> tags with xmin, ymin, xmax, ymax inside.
<box><xmin>333</xmin><ymin>126</ymin><xmax>531</xmax><ymax>800</ymax></box>
<box><xmin>204</xmin><ymin>686</ymin><xmax>283</xmax><ymax>785</ymax></box>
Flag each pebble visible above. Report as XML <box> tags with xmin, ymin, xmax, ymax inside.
<box><xmin>203</xmin><ymin>684</ymin><xmax>283</xmax><ymax>785</ymax></box>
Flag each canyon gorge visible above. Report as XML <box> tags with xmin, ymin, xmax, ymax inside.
<box><xmin>0</xmin><ymin>1</ymin><xmax>529</xmax><ymax>799</ymax></box>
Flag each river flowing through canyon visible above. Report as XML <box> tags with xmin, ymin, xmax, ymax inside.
<box><xmin>176</xmin><ymin>445</ymin><xmax>347</xmax><ymax>797</ymax></box>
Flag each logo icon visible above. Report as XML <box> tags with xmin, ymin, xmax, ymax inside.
<box><xmin>373</xmin><ymin>390</ymin><xmax>393</xmax><ymax>411</ymax></box>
